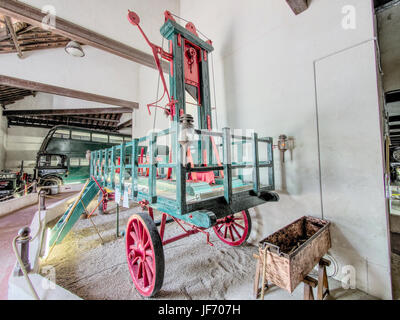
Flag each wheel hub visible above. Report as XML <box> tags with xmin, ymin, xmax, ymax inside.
<box><xmin>212</xmin><ymin>210</ymin><xmax>250</xmax><ymax>247</ymax></box>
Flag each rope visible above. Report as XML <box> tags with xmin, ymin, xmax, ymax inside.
<box><xmin>153</xmin><ymin>36</ymin><xmax>165</xmax><ymax>131</ymax></box>
<box><xmin>12</xmin><ymin>235</ymin><xmax>40</xmax><ymax>300</ymax></box>
<box><xmin>211</xmin><ymin>52</ymin><xmax>219</xmax><ymax>130</ymax></box>
<box><xmin>169</xmin><ymin>12</ymin><xmax>211</xmax><ymax>41</ymax></box>
<box><xmin>10</xmin><ymin>183</ymin><xmax>74</xmax><ymax>300</ymax></box>
<box><xmin>0</xmin><ymin>182</ymin><xmax>36</xmax><ymax>202</ymax></box>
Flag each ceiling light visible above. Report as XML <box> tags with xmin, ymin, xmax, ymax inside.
<box><xmin>65</xmin><ymin>41</ymin><xmax>85</xmax><ymax>57</ymax></box>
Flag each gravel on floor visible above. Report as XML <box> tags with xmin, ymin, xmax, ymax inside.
<box><xmin>40</xmin><ymin>202</ymin><xmax>258</xmax><ymax>300</ymax></box>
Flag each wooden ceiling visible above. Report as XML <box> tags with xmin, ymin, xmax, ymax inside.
<box><xmin>0</xmin><ymin>84</ymin><xmax>36</xmax><ymax>107</ymax></box>
<box><xmin>387</xmin><ymin>91</ymin><xmax>400</xmax><ymax>148</ymax></box>
<box><xmin>375</xmin><ymin>0</ymin><xmax>397</xmax><ymax>8</ymax></box>
<box><xmin>0</xmin><ymin>14</ymin><xmax>72</xmax><ymax>57</ymax></box>
<box><xmin>3</xmin><ymin>107</ymin><xmax>133</xmax><ymax>132</ymax></box>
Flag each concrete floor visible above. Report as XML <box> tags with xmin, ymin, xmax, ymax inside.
<box><xmin>0</xmin><ymin>192</ymin><xmax>76</xmax><ymax>300</ymax></box>
<box><xmin>40</xmin><ymin>203</ymin><xmax>377</xmax><ymax>300</ymax></box>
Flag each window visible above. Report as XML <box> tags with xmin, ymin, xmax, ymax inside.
<box><xmin>69</xmin><ymin>158</ymin><xmax>80</xmax><ymax>167</ymax></box>
<box><xmin>71</xmin><ymin>131</ymin><xmax>90</xmax><ymax>141</ymax></box>
<box><xmin>53</xmin><ymin>129</ymin><xmax>70</xmax><ymax>139</ymax></box>
<box><xmin>110</xmin><ymin>135</ymin><xmax>124</xmax><ymax>144</ymax></box>
<box><xmin>124</xmin><ymin>136</ymin><xmax>132</xmax><ymax>142</ymax></box>
<box><xmin>92</xmin><ymin>133</ymin><xmax>108</xmax><ymax>143</ymax></box>
<box><xmin>69</xmin><ymin>158</ymin><xmax>89</xmax><ymax>167</ymax></box>
<box><xmin>80</xmin><ymin>158</ymin><xmax>89</xmax><ymax>166</ymax></box>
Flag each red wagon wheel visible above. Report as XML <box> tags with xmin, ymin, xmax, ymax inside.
<box><xmin>213</xmin><ymin>210</ymin><xmax>252</xmax><ymax>246</ymax></box>
<box><xmin>126</xmin><ymin>213</ymin><xmax>164</xmax><ymax>297</ymax></box>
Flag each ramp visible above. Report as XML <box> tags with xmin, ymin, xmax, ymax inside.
<box><xmin>48</xmin><ymin>179</ymin><xmax>100</xmax><ymax>246</ymax></box>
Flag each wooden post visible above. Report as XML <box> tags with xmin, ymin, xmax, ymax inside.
<box><xmin>253</xmin><ymin>252</ymin><xmax>269</xmax><ymax>299</ymax></box>
<box><xmin>317</xmin><ymin>258</ymin><xmax>331</xmax><ymax>300</ymax></box>
<box><xmin>4</xmin><ymin>16</ymin><xmax>23</xmax><ymax>58</ymax></box>
<box><xmin>303</xmin><ymin>276</ymin><xmax>317</xmax><ymax>300</ymax></box>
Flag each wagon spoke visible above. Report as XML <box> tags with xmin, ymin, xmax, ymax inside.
<box><xmin>216</xmin><ymin>224</ymin><xmax>224</xmax><ymax>233</ymax></box>
<box><xmin>144</xmin><ymin>238</ymin><xmax>150</xmax><ymax>250</ymax></box>
<box><xmin>233</xmin><ymin>222</ymin><xmax>245</xmax><ymax>230</ymax></box>
<box><xmin>132</xmin><ymin>222</ymin><xmax>140</xmax><ymax>242</ymax></box>
<box><xmin>137</xmin><ymin>222</ymin><xmax>144</xmax><ymax>241</ymax></box>
<box><xmin>143</xmin><ymin>260</ymin><xmax>153</xmax><ymax>286</ymax></box>
<box><xmin>223</xmin><ymin>225</ymin><xmax>228</xmax><ymax>239</ymax></box>
<box><xmin>142</xmin><ymin>230</ymin><xmax>148</xmax><ymax>246</ymax></box>
<box><xmin>130</xmin><ymin>231</ymin><xmax>139</xmax><ymax>244</ymax></box>
<box><xmin>229</xmin><ymin>226</ymin><xmax>235</xmax><ymax>241</ymax></box>
<box><xmin>142</xmin><ymin>263</ymin><xmax>149</xmax><ymax>288</ymax></box>
<box><xmin>145</xmin><ymin>256</ymin><xmax>154</xmax><ymax>271</ymax></box>
<box><xmin>137</xmin><ymin>261</ymin><xmax>143</xmax><ymax>279</ymax></box>
<box><xmin>231</xmin><ymin>224</ymin><xmax>242</xmax><ymax>238</ymax></box>
<box><xmin>131</xmin><ymin>256</ymin><xmax>140</xmax><ymax>265</ymax></box>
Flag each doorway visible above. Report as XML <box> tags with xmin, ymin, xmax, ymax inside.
<box><xmin>376</xmin><ymin>0</ymin><xmax>400</xmax><ymax>300</ymax></box>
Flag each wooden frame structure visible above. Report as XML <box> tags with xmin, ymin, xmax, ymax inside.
<box><xmin>0</xmin><ymin>0</ymin><xmax>168</xmax><ymax>71</ymax></box>
<box><xmin>0</xmin><ymin>75</ymin><xmax>136</xmax><ymax>131</ymax></box>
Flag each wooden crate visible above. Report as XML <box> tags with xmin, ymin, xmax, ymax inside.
<box><xmin>259</xmin><ymin>216</ymin><xmax>331</xmax><ymax>293</ymax></box>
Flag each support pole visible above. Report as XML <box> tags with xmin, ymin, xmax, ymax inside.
<box><xmin>39</xmin><ymin>189</ymin><xmax>46</xmax><ymax>210</ymax></box>
<box><xmin>223</xmin><ymin>127</ymin><xmax>232</xmax><ymax>204</ymax></box>
<box><xmin>13</xmin><ymin>227</ymin><xmax>31</xmax><ymax>276</ymax></box>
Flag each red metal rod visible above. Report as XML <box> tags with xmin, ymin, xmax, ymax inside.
<box><xmin>162</xmin><ymin>228</ymin><xmax>201</xmax><ymax>246</ymax></box>
<box><xmin>148</xmin><ymin>207</ymin><xmax>154</xmax><ymax>220</ymax></box>
<box><xmin>159</xmin><ymin>213</ymin><xmax>167</xmax><ymax>241</ymax></box>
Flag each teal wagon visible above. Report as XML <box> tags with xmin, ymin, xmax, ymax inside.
<box><xmin>90</xmin><ymin>10</ymin><xmax>279</xmax><ymax>297</ymax></box>
<box><xmin>73</xmin><ymin>10</ymin><xmax>279</xmax><ymax>297</ymax></box>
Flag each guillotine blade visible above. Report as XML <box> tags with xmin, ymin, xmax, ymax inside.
<box><xmin>185</xmin><ymin>83</ymin><xmax>199</xmax><ymax>103</ymax></box>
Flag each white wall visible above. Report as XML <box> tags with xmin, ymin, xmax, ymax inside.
<box><xmin>134</xmin><ymin>66</ymin><xmax>171</xmax><ymax>138</ymax></box>
<box><xmin>6</xmin><ymin>126</ymin><xmax>47</xmax><ymax>173</ymax></box>
<box><xmin>180</xmin><ymin>0</ymin><xmax>391</xmax><ymax>299</ymax></box>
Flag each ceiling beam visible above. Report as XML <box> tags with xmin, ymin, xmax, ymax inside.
<box><xmin>390</xmin><ymin>124</ymin><xmax>400</xmax><ymax>130</ymax></box>
<box><xmin>117</xmin><ymin>118</ymin><xmax>132</xmax><ymax>130</ymax></box>
<box><xmin>67</xmin><ymin>115</ymin><xmax>120</xmax><ymax>123</ymax></box>
<box><xmin>0</xmin><ymin>92</ymin><xmax>32</xmax><ymax>100</ymax></box>
<box><xmin>386</xmin><ymin>90</ymin><xmax>400</xmax><ymax>103</ymax></box>
<box><xmin>0</xmin><ymin>0</ymin><xmax>168</xmax><ymax>72</ymax></box>
<box><xmin>389</xmin><ymin>115</ymin><xmax>400</xmax><ymax>123</ymax></box>
<box><xmin>286</xmin><ymin>0</ymin><xmax>308</xmax><ymax>15</ymax></box>
<box><xmin>0</xmin><ymin>75</ymin><xmax>139</xmax><ymax>109</ymax></box>
<box><xmin>2</xmin><ymin>107</ymin><xmax>133</xmax><ymax>116</ymax></box>
<box><xmin>7</xmin><ymin>117</ymin><xmax>117</xmax><ymax>131</ymax></box>
<box><xmin>4</xmin><ymin>15</ymin><xmax>22</xmax><ymax>58</ymax></box>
